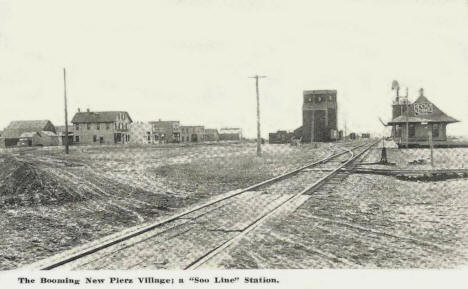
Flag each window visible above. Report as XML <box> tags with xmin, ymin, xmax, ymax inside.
<box><xmin>432</xmin><ymin>124</ymin><xmax>439</xmax><ymax>138</ymax></box>
<box><xmin>93</xmin><ymin>135</ymin><xmax>97</xmax><ymax>142</ymax></box>
<box><xmin>100</xmin><ymin>137</ymin><xmax>104</xmax><ymax>144</ymax></box>
<box><xmin>147</xmin><ymin>135</ymin><xmax>151</xmax><ymax>141</ymax></box>
<box><xmin>87</xmin><ymin>123</ymin><xmax>91</xmax><ymax>130</ymax></box>
<box><xmin>97</xmin><ymin>123</ymin><xmax>100</xmax><ymax>130</ymax></box>
<box><xmin>408</xmin><ymin>124</ymin><xmax>415</xmax><ymax>137</ymax></box>
<box><xmin>75</xmin><ymin>136</ymin><xmax>80</xmax><ymax>143</ymax></box>
<box><xmin>75</xmin><ymin>124</ymin><xmax>79</xmax><ymax>131</ymax></box>
<box><xmin>115</xmin><ymin>123</ymin><xmax>117</xmax><ymax>130</ymax></box>
<box><xmin>106</xmin><ymin>123</ymin><xmax>110</xmax><ymax>130</ymax></box>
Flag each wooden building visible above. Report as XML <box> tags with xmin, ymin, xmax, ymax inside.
<box><xmin>55</xmin><ymin>125</ymin><xmax>74</xmax><ymax>146</ymax></box>
<box><xmin>203</xmin><ymin>129</ymin><xmax>219</xmax><ymax>142</ymax></box>
<box><xmin>1</xmin><ymin>120</ymin><xmax>57</xmax><ymax>147</ymax></box>
<box><xmin>18</xmin><ymin>131</ymin><xmax>59</xmax><ymax>147</ymax></box>
<box><xmin>181</xmin><ymin>126</ymin><xmax>205</xmax><ymax>142</ymax></box>
<box><xmin>388</xmin><ymin>88</ymin><xmax>459</xmax><ymax>147</ymax></box>
<box><xmin>219</xmin><ymin>128</ymin><xmax>242</xmax><ymax>141</ymax></box>
<box><xmin>71</xmin><ymin>109</ymin><xmax>133</xmax><ymax>145</ymax></box>
<box><xmin>150</xmin><ymin>120</ymin><xmax>181</xmax><ymax>143</ymax></box>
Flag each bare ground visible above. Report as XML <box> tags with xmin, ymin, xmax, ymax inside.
<box><xmin>209</xmin><ymin>148</ymin><xmax>468</xmax><ymax>268</ymax></box>
<box><xmin>0</xmin><ymin>142</ymin><xmax>341</xmax><ymax>270</ymax></box>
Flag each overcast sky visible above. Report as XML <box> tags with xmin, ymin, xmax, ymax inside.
<box><xmin>1</xmin><ymin>0</ymin><xmax>467</xmax><ymax>137</ymax></box>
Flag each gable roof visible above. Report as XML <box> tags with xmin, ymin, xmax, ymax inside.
<box><xmin>55</xmin><ymin>125</ymin><xmax>74</xmax><ymax>133</ymax></box>
<box><xmin>3</xmin><ymin>120</ymin><xmax>55</xmax><ymax>138</ymax></box>
<box><xmin>71</xmin><ymin>111</ymin><xmax>132</xmax><ymax>123</ymax></box>
<box><xmin>388</xmin><ymin>95</ymin><xmax>459</xmax><ymax>124</ymax></box>
<box><xmin>303</xmin><ymin>90</ymin><xmax>337</xmax><ymax>95</ymax></box>
<box><xmin>219</xmin><ymin>128</ymin><xmax>242</xmax><ymax>134</ymax></box>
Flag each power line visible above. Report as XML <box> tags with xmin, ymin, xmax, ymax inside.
<box><xmin>63</xmin><ymin>68</ymin><xmax>69</xmax><ymax>154</ymax></box>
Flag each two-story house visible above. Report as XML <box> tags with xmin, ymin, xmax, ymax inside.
<box><xmin>150</xmin><ymin>120</ymin><xmax>181</xmax><ymax>143</ymax></box>
<box><xmin>71</xmin><ymin>109</ymin><xmax>133</xmax><ymax>145</ymax></box>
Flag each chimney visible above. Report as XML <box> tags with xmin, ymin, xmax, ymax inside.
<box><xmin>86</xmin><ymin>108</ymin><xmax>90</xmax><ymax>112</ymax></box>
<box><xmin>78</xmin><ymin>108</ymin><xmax>81</xmax><ymax>112</ymax></box>
<box><xmin>419</xmin><ymin>88</ymin><xmax>424</xmax><ymax>97</ymax></box>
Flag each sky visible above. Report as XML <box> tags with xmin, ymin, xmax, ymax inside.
<box><xmin>1</xmin><ymin>0</ymin><xmax>467</xmax><ymax>138</ymax></box>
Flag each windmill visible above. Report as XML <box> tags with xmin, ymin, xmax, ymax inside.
<box><xmin>391</xmin><ymin>80</ymin><xmax>400</xmax><ymax>101</ymax></box>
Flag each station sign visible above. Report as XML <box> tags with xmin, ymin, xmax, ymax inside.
<box><xmin>413</xmin><ymin>103</ymin><xmax>434</xmax><ymax>115</ymax></box>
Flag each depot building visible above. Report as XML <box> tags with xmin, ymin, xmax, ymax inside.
<box><xmin>388</xmin><ymin>88</ymin><xmax>459</xmax><ymax>147</ymax></box>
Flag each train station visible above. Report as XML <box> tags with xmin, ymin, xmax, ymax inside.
<box><xmin>388</xmin><ymin>85</ymin><xmax>460</xmax><ymax>148</ymax></box>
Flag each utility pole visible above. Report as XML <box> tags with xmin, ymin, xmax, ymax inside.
<box><xmin>405</xmin><ymin>87</ymin><xmax>409</xmax><ymax>149</ymax></box>
<box><xmin>344</xmin><ymin>120</ymin><xmax>347</xmax><ymax>142</ymax></box>
<box><xmin>63</xmin><ymin>68</ymin><xmax>69</xmax><ymax>154</ymax></box>
<box><xmin>249</xmin><ymin>75</ymin><xmax>266</xmax><ymax>157</ymax></box>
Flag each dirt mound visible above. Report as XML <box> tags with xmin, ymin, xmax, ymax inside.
<box><xmin>0</xmin><ymin>157</ymin><xmax>85</xmax><ymax>207</ymax></box>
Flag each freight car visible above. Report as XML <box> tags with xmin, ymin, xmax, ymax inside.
<box><xmin>269</xmin><ymin>130</ymin><xmax>294</xmax><ymax>144</ymax></box>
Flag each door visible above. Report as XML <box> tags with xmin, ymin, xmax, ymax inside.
<box><xmin>313</xmin><ymin>110</ymin><xmax>326</xmax><ymax>142</ymax></box>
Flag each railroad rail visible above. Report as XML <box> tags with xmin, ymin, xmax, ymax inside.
<box><xmin>30</xmin><ymin>140</ymin><xmax>378</xmax><ymax>270</ymax></box>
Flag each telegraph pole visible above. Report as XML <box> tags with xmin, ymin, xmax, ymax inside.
<box><xmin>63</xmin><ymin>68</ymin><xmax>69</xmax><ymax>154</ymax></box>
<box><xmin>249</xmin><ymin>75</ymin><xmax>266</xmax><ymax>157</ymax></box>
<box><xmin>405</xmin><ymin>88</ymin><xmax>409</xmax><ymax>149</ymax></box>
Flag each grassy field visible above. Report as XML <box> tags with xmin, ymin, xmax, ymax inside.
<box><xmin>0</xmin><ymin>141</ymin><xmax>349</xmax><ymax>269</ymax></box>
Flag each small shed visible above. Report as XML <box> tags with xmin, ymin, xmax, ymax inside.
<box><xmin>219</xmin><ymin>128</ymin><xmax>242</xmax><ymax>141</ymax></box>
<box><xmin>18</xmin><ymin>131</ymin><xmax>59</xmax><ymax>147</ymax></box>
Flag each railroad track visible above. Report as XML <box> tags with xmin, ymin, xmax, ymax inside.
<box><xmin>29</xmin><ymin>140</ymin><xmax>378</xmax><ymax>270</ymax></box>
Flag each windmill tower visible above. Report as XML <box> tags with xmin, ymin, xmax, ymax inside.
<box><xmin>391</xmin><ymin>80</ymin><xmax>409</xmax><ymax>119</ymax></box>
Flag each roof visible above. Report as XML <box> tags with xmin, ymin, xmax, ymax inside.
<box><xmin>55</xmin><ymin>125</ymin><xmax>74</xmax><ymax>133</ymax></box>
<box><xmin>181</xmin><ymin>125</ymin><xmax>204</xmax><ymax>128</ymax></box>
<box><xmin>219</xmin><ymin>128</ymin><xmax>242</xmax><ymax>134</ymax></box>
<box><xmin>40</xmin><ymin>131</ymin><xmax>58</xmax><ymax>137</ymax></box>
<box><xmin>71</xmin><ymin>111</ymin><xmax>132</xmax><ymax>123</ymax></box>
<box><xmin>19</xmin><ymin>132</ymin><xmax>38</xmax><ymax>138</ymax></box>
<box><xmin>388</xmin><ymin>95</ymin><xmax>459</xmax><ymax>125</ymax></box>
<box><xmin>149</xmin><ymin>120</ymin><xmax>179</xmax><ymax>125</ymax></box>
<box><xmin>303</xmin><ymin>90</ymin><xmax>337</xmax><ymax>95</ymax></box>
<box><xmin>19</xmin><ymin>131</ymin><xmax>58</xmax><ymax>139</ymax></box>
<box><xmin>3</xmin><ymin>120</ymin><xmax>55</xmax><ymax>139</ymax></box>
